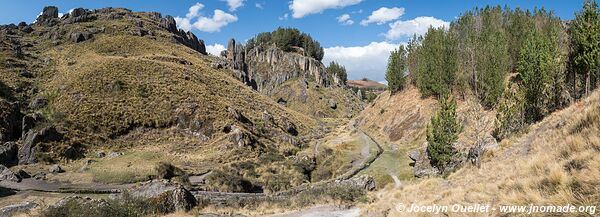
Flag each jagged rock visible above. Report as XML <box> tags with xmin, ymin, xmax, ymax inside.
<box><xmin>0</xmin><ymin>142</ymin><xmax>18</xmax><ymax>166</ymax></box>
<box><xmin>49</xmin><ymin>164</ymin><xmax>64</xmax><ymax>173</ymax></box>
<box><xmin>468</xmin><ymin>135</ymin><xmax>499</xmax><ymax>168</ymax></box>
<box><xmin>0</xmin><ymin>165</ymin><xmax>21</xmax><ymax>182</ymax></box>
<box><xmin>279</xmin><ymin>118</ymin><xmax>298</xmax><ymax>136</ymax></box>
<box><xmin>63</xmin><ymin>8</ymin><xmax>96</xmax><ymax>23</ymax></box>
<box><xmin>408</xmin><ymin>146</ymin><xmax>440</xmax><ymax>177</ymax></box>
<box><xmin>129</xmin><ymin>27</ymin><xmax>148</xmax><ymax>37</ymax></box>
<box><xmin>20</xmin><ymin>25</ymin><xmax>33</xmax><ymax>33</ymax></box>
<box><xmin>126</xmin><ymin>180</ymin><xmax>197</xmax><ymax>212</ymax></box>
<box><xmin>0</xmin><ymin>99</ymin><xmax>21</xmax><ymax>143</ymax></box>
<box><xmin>17</xmin><ymin>22</ymin><xmax>27</xmax><ymax>27</ymax></box>
<box><xmin>211</xmin><ymin>61</ymin><xmax>224</xmax><ymax>69</ymax></box>
<box><xmin>0</xmin><ymin>202</ymin><xmax>38</xmax><ymax>217</ymax></box>
<box><xmin>29</xmin><ymin>96</ymin><xmax>48</xmax><ymax>109</ymax></box>
<box><xmin>36</xmin><ymin>6</ymin><xmax>59</xmax><ymax>26</ymax></box>
<box><xmin>227</xmin><ymin>107</ymin><xmax>250</xmax><ymax>124</ymax></box>
<box><xmin>96</xmin><ymin>151</ymin><xmax>106</xmax><ymax>158</ymax></box>
<box><xmin>334</xmin><ymin>175</ymin><xmax>376</xmax><ymax>191</ymax></box>
<box><xmin>148</xmin><ymin>12</ymin><xmax>162</xmax><ymax>20</ymax></box>
<box><xmin>19</xmin><ymin>126</ymin><xmax>64</xmax><ymax>164</ymax></box>
<box><xmin>229</xmin><ymin>126</ymin><xmax>254</xmax><ymax>147</ymax></box>
<box><xmin>159</xmin><ymin>15</ymin><xmax>177</xmax><ymax>33</ymax></box>
<box><xmin>107</xmin><ymin>151</ymin><xmax>122</xmax><ymax>158</ymax></box>
<box><xmin>70</xmin><ymin>31</ymin><xmax>93</xmax><ymax>43</ymax></box>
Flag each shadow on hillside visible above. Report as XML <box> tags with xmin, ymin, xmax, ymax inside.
<box><xmin>0</xmin><ymin>186</ymin><xmax>17</xmax><ymax>197</ymax></box>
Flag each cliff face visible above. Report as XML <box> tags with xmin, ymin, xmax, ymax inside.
<box><xmin>219</xmin><ymin>39</ymin><xmax>343</xmax><ymax>95</ymax></box>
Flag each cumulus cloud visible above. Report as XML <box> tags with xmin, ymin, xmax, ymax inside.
<box><xmin>289</xmin><ymin>0</ymin><xmax>363</xmax><ymax>18</ymax></box>
<box><xmin>221</xmin><ymin>0</ymin><xmax>245</xmax><ymax>11</ymax></box>
<box><xmin>279</xmin><ymin>13</ymin><xmax>289</xmax><ymax>21</ymax></box>
<box><xmin>206</xmin><ymin>43</ymin><xmax>226</xmax><ymax>56</ymax></box>
<box><xmin>384</xmin><ymin>16</ymin><xmax>449</xmax><ymax>40</ymax></box>
<box><xmin>175</xmin><ymin>3</ymin><xmax>238</xmax><ymax>33</ymax></box>
<box><xmin>360</xmin><ymin>7</ymin><xmax>404</xmax><ymax>26</ymax></box>
<box><xmin>337</xmin><ymin>14</ymin><xmax>354</xmax><ymax>25</ymax></box>
<box><xmin>323</xmin><ymin>41</ymin><xmax>402</xmax><ymax>81</ymax></box>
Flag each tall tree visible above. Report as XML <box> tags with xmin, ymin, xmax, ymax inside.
<box><xmin>386</xmin><ymin>45</ymin><xmax>408</xmax><ymax>93</ymax></box>
<box><xmin>327</xmin><ymin>61</ymin><xmax>347</xmax><ymax>85</ymax></box>
<box><xmin>415</xmin><ymin>27</ymin><xmax>457</xmax><ymax>98</ymax></box>
<box><xmin>571</xmin><ymin>0</ymin><xmax>600</xmax><ymax>96</ymax></box>
<box><xmin>427</xmin><ymin>96</ymin><xmax>462</xmax><ymax>171</ymax></box>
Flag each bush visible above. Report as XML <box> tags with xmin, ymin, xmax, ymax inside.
<box><xmin>155</xmin><ymin>162</ymin><xmax>184</xmax><ymax>180</ymax></box>
<box><xmin>493</xmin><ymin>86</ymin><xmax>525</xmax><ymax>140</ymax></box>
<box><xmin>41</xmin><ymin>194</ymin><xmax>164</xmax><ymax>217</ymax></box>
<box><xmin>427</xmin><ymin>96</ymin><xmax>462</xmax><ymax>171</ymax></box>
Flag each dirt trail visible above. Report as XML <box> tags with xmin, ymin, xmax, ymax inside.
<box><xmin>262</xmin><ymin>205</ymin><xmax>361</xmax><ymax>217</ymax></box>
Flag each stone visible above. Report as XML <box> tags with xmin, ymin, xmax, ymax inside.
<box><xmin>334</xmin><ymin>175</ymin><xmax>376</xmax><ymax>191</ymax></box>
<box><xmin>408</xmin><ymin>146</ymin><xmax>440</xmax><ymax>178</ymax></box>
<box><xmin>0</xmin><ymin>165</ymin><xmax>21</xmax><ymax>182</ymax></box>
<box><xmin>328</xmin><ymin>99</ymin><xmax>337</xmax><ymax>109</ymax></box>
<box><xmin>49</xmin><ymin>164</ymin><xmax>64</xmax><ymax>173</ymax></box>
<box><xmin>20</xmin><ymin>25</ymin><xmax>33</xmax><ymax>33</ymax></box>
<box><xmin>229</xmin><ymin>126</ymin><xmax>254</xmax><ymax>147</ymax></box>
<box><xmin>96</xmin><ymin>151</ymin><xmax>106</xmax><ymax>158</ymax></box>
<box><xmin>19</xmin><ymin>126</ymin><xmax>64</xmax><ymax>165</ymax></box>
<box><xmin>0</xmin><ymin>142</ymin><xmax>18</xmax><ymax>166</ymax></box>
<box><xmin>70</xmin><ymin>32</ymin><xmax>93</xmax><ymax>43</ymax></box>
<box><xmin>19</xmin><ymin>70</ymin><xmax>33</xmax><ymax>78</ymax></box>
<box><xmin>126</xmin><ymin>180</ymin><xmax>197</xmax><ymax>212</ymax></box>
<box><xmin>29</xmin><ymin>96</ymin><xmax>48</xmax><ymax>109</ymax></box>
<box><xmin>107</xmin><ymin>151</ymin><xmax>122</xmax><ymax>158</ymax></box>
<box><xmin>32</xmin><ymin>171</ymin><xmax>46</xmax><ymax>180</ymax></box>
<box><xmin>0</xmin><ymin>202</ymin><xmax>38</xmax><ymax>217</ymax></box>
<box><xmin>16</xmin><ymin>169</ymin><xmax>30</xmax><ymax>179</ymax></box>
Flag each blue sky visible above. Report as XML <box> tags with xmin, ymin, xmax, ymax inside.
<box><xmin>0</xmin><ymin>0</ymin><xmax>585</xmax><ymax>82</ymax></box>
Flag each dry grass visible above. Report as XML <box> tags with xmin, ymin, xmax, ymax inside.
<box><xmin>362</xmin><ymin>90</ymin><xmax>600</xmax><ymax>216</ymax></box>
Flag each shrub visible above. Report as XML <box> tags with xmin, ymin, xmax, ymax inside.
<box><xmin>427</xmin><ymin>96</ymin><xmax>462</xmax><ymax>171</ymax></box>
<box><xmin>493</xmin><ymin>86</ymin><xmax>526</xmax><ymax>140</ymax></box>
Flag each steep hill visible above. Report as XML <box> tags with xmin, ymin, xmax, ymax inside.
<box><xmin>363</xmin><ymin>89</ymin><xmax>600</xmax><ymax>216</ymax></box>
<box><xmin>0</xmin><ymin>6</ymin><xmax>350</xmax><ymax>193</ymax></box>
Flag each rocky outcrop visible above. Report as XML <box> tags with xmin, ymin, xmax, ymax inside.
<box><xmin>35</xmin><ymin>6</ymin><xmax>59</xmax><ymax>26</ymax></box>
<box><xmin>0</xmin><ymin>142</ymin><xmax>18</xmax><ymax>166</ymax></box>
<box><xmin>70</xmin><ymin>31</ymin><xmax>94</xmax><ymax>43</ymax></box>
<box><xmin>0</xmin><ymin>202</ymin><xmax>38</xmax><ymax>217</ymax></box>
<box><xmin>333</xmin><ymin>175</ymin><xmax>376</xmax><ymax>191</ymax></box>
<box><xmin>160</xmin><ymin>15</ymin><xmax>207</xmax><ymax>55</ymax></box>
<box><xmin>218</xmin><ymin>40</ymin><xmax>343</xmax><ymax>94</ymax></box>
<box><xmin>408</xmin><ymin>147</ymin><xmax>440</xmax><ymax>177</ymax></box>
<box><xmin>63</xmin><ymin>8</ymin><xmax>97</xmax><ymax>24</ymax></box>
<box><xmin>19</xmin><ymin>126</ymin><xmax>64</xmax><ymax>165</ymax></box>
<box><xmin>0</xmin><ymin>99</ymin><xmax>21</xmax><ymax>143</ymax></box>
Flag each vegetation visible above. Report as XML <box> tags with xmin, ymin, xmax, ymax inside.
<box><xmin>41</xmin><ymin>194</ymin><xmax>168</xmax><ymax>217</ymax></box>
<box><xmin>385</xmin><ymin>45</ymin><xmax>408</xmax><ymax>93</ymax></box>
<box><xmin>570</xmin><ymin>0</ymin><xmax>600</xmax><ymax>97</ymax></box>
<box><xmin>426</xmin><ymin>96</ymin><xmax>462</xmax><ymax>170</ymax></box>
<box><xmin>246</xmin><ymin>27</ymin><xmax>324</xmax><ymax>61</ymax></box>
<box><xmin>414</xmin><ymin>27</ymin><xmax>457</xmax><ymax>98</ymax></box>
<box><xmin>326</xmin><ymin>61</ymin><xmax>347</xmax><ymax>85</ymax></box>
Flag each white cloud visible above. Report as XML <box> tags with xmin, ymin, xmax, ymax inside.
<box><xmin>337</xmin><ymin>14</ymin><xmax>354</xmax><ymax>25</ymax></box>
<box><xmin>206</xmin><ymin>43</ymin><xmax>226</xmax><ymax>56</ymax></box>
<box><xmin>221</xmin><ymin>0</ymin><xmax>245</xmax><ymax>11</ymax></box>
<box><xmin>186</xmin><ymin>3</ymin><xmax>205</xmax><ymax>18</ymax></box>
<box><xmin>324</xmin><ymin>41</ymin><xmax>402</xmax><ymax>81</ymax></box>
<box><xmin>384</xmin><ymin>16</ymin><xmax>449</xmax><ymax>40</ymax></box>
<box><xmin>360</xmin><ymin>7</ymin><xmax>404</xmax><ymax>26</ymax></box>
<box><xmin>255</xmin><ymin>3</ymin><xmax>264</xmax><ymax>9</ymax></box>
<box><xmin>289</xmin><ymin>0</ymin><xmax>363</xmax><ymax>18</ymax></box>
<box><xmin>175</xmin><ymin>3</ymin><xmax>238</xmax><ymax>33</ymax></box>
<box><xmin>279</xmin><ymin>13</ymin><xmax>289</xmax><ymax>21</ymax></box>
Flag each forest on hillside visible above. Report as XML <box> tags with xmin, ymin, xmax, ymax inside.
<box><xmin>385</xmin><ymin>1</ymin><xmax>600</xmax><ymax>171</ymax></box>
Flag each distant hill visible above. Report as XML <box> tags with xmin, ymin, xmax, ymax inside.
<box><xmin>347</xmin><ymin>79</ymin><xmax>386</xmax><ymax>90</ymax></box>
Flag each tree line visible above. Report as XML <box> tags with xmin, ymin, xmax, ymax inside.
<box><xmin>385</xmin><ymin>1</ymin><xmax>600</xmax><ymax>171</ymax></box>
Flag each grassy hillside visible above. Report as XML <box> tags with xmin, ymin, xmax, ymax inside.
<box><xmin>362</xmin><ymin>89</ymin><xmax>600</xmax><ymax>216</ymax></box>
<box><xmin>0</xmin><ymin>8</ymin><xmax>336</xmax><ymax>192</ymax></box>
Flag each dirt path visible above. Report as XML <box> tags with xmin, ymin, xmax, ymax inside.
<box><xmin>262</xmin><ymin>205</ymin><xmax>361</xmax><ymax>217</ymax></box>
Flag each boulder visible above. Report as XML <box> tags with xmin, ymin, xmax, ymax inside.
<box><xmin>0</xmin><ymin>142</ymin><xmax>18</xmax><ymax>166</ymax></box>
<box><xmin>49</xmin><ymin>164</ymin><xmax>64</xmax><ymax>173</ymax></box>
<box><xmin>0</xmin><ymin>165</ymin><xmax>21</xmax><ymax>182</ymax></box>
<box><xmin>125</xmin><ymin>180</ymin><xmax>197</xmax><ymax>212</ymax></box>
<box><xmin>19</xmin><ymin>126</ymin><xmax>64</xmax><ymax>165</ymax></box>
<box><xmin>32</xmin><ymin>171</ymin><xmax>46</xmax><ymax>180</ymax></box>
<box><xmin>70</xmin><ymin>32</ymin><xmax>93</xmax><ymax>43</ymax></box>
<box><xmin>35</xmin><ymin>6</ymin><xmax>59</xmax><ymax>25</ymax></box>
<box><xmin>408</xmin><ymin>146</ymin><xmax>440</xmax><ymax>177</ymax></box>
<box><xmin>327</xmin><ymin>99</ymin><xmax>337</xmax><ymax>109</ymax></box>
<box><xmin>334</xmin><ymin>175</ymin><xmax>376</xmax><ymax>191</ymax></box>
<box><xmin>229</xmin><ymin>126</ymin><xmax>255</xmax><ymax>147</ymax></box>
<box><xmin>19</xmin><ymin>70</ymin><xmax>33</xmax><ymax>78</ymax></box>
